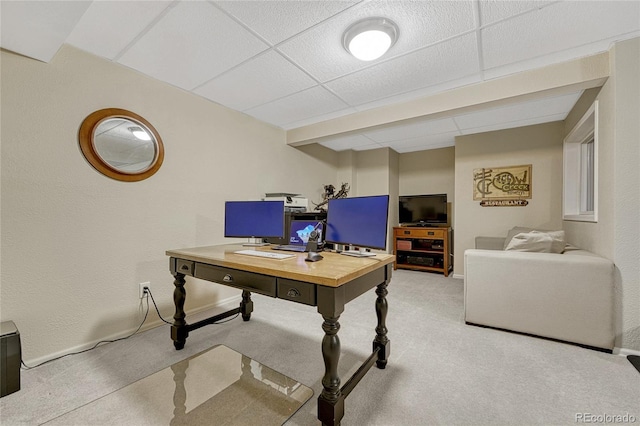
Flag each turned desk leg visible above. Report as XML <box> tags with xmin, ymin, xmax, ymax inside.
<box><xmin>318</xmin><ymin>315</ymin><xmax>344</xmax><ymax>426</ymax></box>
<box><xmin>374</xmin><ymin>281</ymin><xmax>390</xmax><ymax>369</ymax></box>
<box><xmin>171</xmin><ymin>272</ymin><xmax>188</xmax><ymax>350</ymax></box>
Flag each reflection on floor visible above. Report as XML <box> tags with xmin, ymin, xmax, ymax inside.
<box><xmin>43</xmin><ymin>345</ymin><xmax>313</xmax><ymax>426</ymax></box>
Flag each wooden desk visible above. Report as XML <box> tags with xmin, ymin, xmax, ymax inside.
<box><xmin>166</xmin><ymin>244</ymin><xmax>395</xmax><ymax>426</ymax></box>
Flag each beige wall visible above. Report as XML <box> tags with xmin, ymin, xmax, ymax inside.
<box><xmin>337</xmin><ymin>147</ymin><xmax>399</xmax><ymax>251</ymax></box>
<box><xmin>564</xmin><ymin>38</ymin><xmax>640</xmax><ymax>350</ymax></box>
<box><xmin>3</xmin><ymin>36</ymin><xmax>638</xmax><ymax>363</ymax></box>
<box><xmin>0</xmin><ymin>45</ymin><xmax>338</xmax><ymax>364</ymax></box>
<box><xmin>399</xmin><ymin>147</ymin><xmax>455</xmax><ymax>226</ymax></box>
<box><xmin>453</xmin><ymin>122</ymin><xmax>565</xmax><ymax>276</ymax></box>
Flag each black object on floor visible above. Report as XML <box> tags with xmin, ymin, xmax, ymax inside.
<box><xmin>628</xmin><ymin>355</ymin><xmax>640</xmax><ymax>374</ymax></box>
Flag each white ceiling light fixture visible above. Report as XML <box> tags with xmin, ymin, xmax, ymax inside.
<box><xmin>343</xmin><ymin>17</ymin><xmax>399</xmax><ymax>61</ymax></box>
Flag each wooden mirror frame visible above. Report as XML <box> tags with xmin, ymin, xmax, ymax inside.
<box><xmin>79</xmin><ymin>108</ymin><xmax>164</xmax><ymax>182</ymax></box>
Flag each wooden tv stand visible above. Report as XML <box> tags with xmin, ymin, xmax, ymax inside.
<box><xmin>393</xmin><ymin>226</ymin><xmax>453</xmax><ymax>276</ymax></box>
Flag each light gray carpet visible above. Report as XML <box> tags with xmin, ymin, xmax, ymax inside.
<box><xmin>1</xmin><ymin>270</ymin><xmax>638</xmax><ymax>425</ymax></box>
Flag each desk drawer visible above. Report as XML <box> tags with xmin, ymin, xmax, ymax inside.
<box><xmin>278</xmin><ymin>279</ymin><xmax>316</xmax><ymax>306</ymax></box>
<box><xmin>175</xmin><ymin>259</ymin><xmax>194</xmax><ymax>276</ymax></box>
<box><xmin>195</xmin><ymin>264</ymin><xmax>276</xmax><ymax>297</ymax></box>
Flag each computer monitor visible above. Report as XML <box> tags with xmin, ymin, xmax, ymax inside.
<box><xmin>325</xmin><ymin>195</ymin><xmax>390</xmax><ymax>256</ymax></box>
<box><xmin>224</xmin><ymin>200</ymin><xmax>284</xmax><ymax>246</ymax></box>
<box><xmin>289</xmin><ymin>220</ymin><xmax>323</xmax><ymax>245</ymax></box>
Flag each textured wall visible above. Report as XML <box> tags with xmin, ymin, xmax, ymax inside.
<box><xmin>453</xmin><ymin>122</ymin><xmax>565</xmax><ymax>276</ymax></box>
<box><xmin>612</xmin><ymin>38</ymin><xmax>640</xmax><ymax>351</ymax></box>
<box><xmin>399</xmin><ymin>147</ymin><xmax>455</xmax><ymax>226</ymax></box>
<box><xmin>0</xmin><ymin>45</ymin><xmax>337</xmax><ymax>364</ymax></box>
<box><xmin>563</xmin><ymin>38</ymin><xmax>640</xmax><ymax>351</ymax></box>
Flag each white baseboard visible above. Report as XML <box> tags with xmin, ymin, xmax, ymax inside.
<box><xmin>613</xmin><ymin>347</ymin><xmax>640</xmax><ymax>357</ymax></box>
<box><xmin>452</xmin><ymin>273</ymin><xmax>464</xmax><ymax>279</ymax></box>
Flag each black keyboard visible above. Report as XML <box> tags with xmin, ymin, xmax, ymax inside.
<box><xmin>272</xmin><ymin>244</ymin><xmax>306</xmax><ymax>252</ymax></box>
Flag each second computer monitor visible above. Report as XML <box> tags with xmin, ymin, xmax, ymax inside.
<box><xmin>325</xmin><ymin>195</ymin><xmax>389</xmax><ymax>250</ymax></box>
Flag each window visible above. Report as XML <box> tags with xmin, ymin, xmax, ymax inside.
<box><xmin>563</xmin><ymin>101</ymin><xmax>598</xmax><ymax>222</ymax></box>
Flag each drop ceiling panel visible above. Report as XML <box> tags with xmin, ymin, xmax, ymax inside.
<box><xmin>277</xmin><ymin>0</ymin><xmax>476</xmax><ymax>82</ymax></box>
<box><xmin>326</xmin><ymin>33</ymin><xmax>479</xmax><ymax>106</ymax></box>
<box><xmin>454</xmin><ymin>92</ymin><xmax>582</xmax><ymax>130</ymax></box>
<box><xmin>244</xmin><ymin>86</ymin><xmax>351</xmax><ymax>127</ymax></box>
<box><xmin>363</xmin><ymin>117</ymin><xmax>458</xmax><ymax>143</ymax></box>
<box><xmin>318</xmin><ymin>134</ymin><xmax>378</xmax><ymax>152</ymax></box>
<box><xmin>482</xmin><ymin>1</ymin><xmax>640</xmax><ymax>70</ymax></box>
<box><xmin>383</xmin><ymin>131</ymin><xmax>458</xmax><ymax>153</ymax></box>
<box><xmin>459</xmin><ymin>113</ymin><xmax>568</xmax><ymax>136</ymax></box>
<box><xmin>478</xmin><ymin>0</ymin><xmax>554</xmax><ymax>26</ymax></box>
<box><xmin>0</xmin><ymin>1</ymin><xmax>90</xmax><ymax>62</ymax></box>
<box><xmin>215</xmin><ymin>0</ymin><xmax>358</xmax><ymax>45</ymax></box>
<box><xmin>118</xmin><ymin>1</ymin><xmax>268</xmax><ymax>91</ymax></box>
<box><xmin>66</xmin><ymin>1</ymin><xmax>172</xmax><ymax>60</ymax></box>
<box><xmin>195</xmin><ymin>51</ymin><xmax>317</xmax><ymax>111</ymax></box>
<box><xmin>351</xmin><ymin>74</ymin><xmax>482</xmax><ymax>113</ymax></box>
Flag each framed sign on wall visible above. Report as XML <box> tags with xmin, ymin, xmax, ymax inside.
<box><xmin>473</xmin><ymin>164</ymin><xmax>532</xmax><ymax>206</ymax></box>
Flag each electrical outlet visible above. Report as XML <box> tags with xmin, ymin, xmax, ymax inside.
<box><xmin>139</xmin><ymin>282</ymin><xmax>151</xmax><ymax>299</ymax></box>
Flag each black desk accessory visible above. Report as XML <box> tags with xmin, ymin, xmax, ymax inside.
<box><xmin>305</xmin><ymin>223</ymin><xmax>324</xmax><ymax>262</ymax></box>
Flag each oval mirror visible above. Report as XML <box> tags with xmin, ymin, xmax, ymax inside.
<box><xmin>79</xmin><ymin>108</ymin><xmax>164</xmax><ymax>181</ymax></box>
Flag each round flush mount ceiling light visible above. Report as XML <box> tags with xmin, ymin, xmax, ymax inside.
<box><xmin>342</xmin><ymin>17</ymin><xmax>399</xmax><ymax>61</ymax></box>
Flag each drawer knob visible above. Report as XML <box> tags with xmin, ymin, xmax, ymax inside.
<box><xmin>180</xmin><ymin>264</ymin><xmax>189</xmax><ymax>271</ymax></box>
<box><xmin>223</xmin><ymin>274</ymin><xmax>233</xmax><ymax>283</ymax></box>
<box><xmin>287</xmin><ymin>288</ymin><xmax>300</xmax><ymax>298</ymax></box>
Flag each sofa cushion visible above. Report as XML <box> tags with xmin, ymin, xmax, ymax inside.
<box><xmin>503</xmin><ymin>227</ymin><xmax>565</xmax><ymax>253</ymax></box>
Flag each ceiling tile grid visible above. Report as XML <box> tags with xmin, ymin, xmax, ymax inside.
<box><xmin>214</xmin><ymin>0</ymin><xmax>360</xmax><ymax>46</ymax></box>
<box><xmin>0</xmin><ymin>0</ymin><xmax>90</xmax><ymax>62</ymax></box>
<box><xmin>276</xmin><ymin>0</ymin><xmax>477</xmax><ymax>83</ymax></box>
<box><xmin>65</xmin><ymin>1</ymin><xmax>172</xmax><ymax>61</ymax></box>
<box><xmin>481</xmin><ymin>0</ymin><xmax>640</xmax><ymax>70</ymax></box>
<box><xmin>243</xmin><ymin>85</ymin><xmax>352</xmax><ymax>127</ymax></box>
<box><xmin>118</xmin><ymin>1</ymin><xmax>269</xmax><ymax>91</ymax></box>
<box><xmin>194</xmin><ymin>50</ymin><xmax>318</xmax><ymax>111</ymax></box>
<box><xmin>324</xmin><ymin>32</ymin><xmax>480</xmax><ymax>106</ymax></box>
<box><xmin>363</xmin><ymin>117</ymin><xmax>459</xmax><ymax>143</ymax></box>
<box><xmin>478</xmin><ymin>0</ymin><xmax>555</xmax><ymax>26</ymax></box>
<box><xmin>1</xmin><ymin>0</ymin><xmax>638</xmax><ymax>153</ymax></box>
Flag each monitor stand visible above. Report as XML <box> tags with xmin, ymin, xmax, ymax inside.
<box><xmin>340</xmin><ymin>247</ymin><xmax>377</xmax><ymax>257</ymax></box>
<box><xmin>242</xmin><ymin>238</ymin><xmax>268</xmax><ymax>247</ymax></box>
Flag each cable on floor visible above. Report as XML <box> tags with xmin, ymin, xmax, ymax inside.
<box><xmin>20</xmin><ymin>287</ymin><xmax>240</xmax><ymax>370</ymax></box>
<box><xmin>21</xmin><ymin>295</ymin><xmax>151</xmax><ymax>370</ymax></box>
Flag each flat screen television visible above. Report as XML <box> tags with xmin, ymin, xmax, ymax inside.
<box><xmin>224</xmin><ymin>200</ymin><xmax>284</xmax><ymax>245</ymax></box>
<box><xmin>325</xmin><ymin>195</ymin><xmax>390</xmax><ymax>256</ymax></box>
<box><xmin>398</xmin><ymin>194</ymin><xmax>448</xmax><ymax>226</ymax></box>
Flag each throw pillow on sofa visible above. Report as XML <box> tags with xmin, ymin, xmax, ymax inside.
<box><xmin>504</xmin><ymin>230</ymin><xmax>566</xmax><ymax>253</ymax></box>
<box><xmin>503</xmin><ymin>226</ymin><xmax>535</xmax><ymax>249</ymax></box>
<box><xmin>504</xmin><ymin>231</ymin><xmax>553</xmax><ymax>252</ymax></box>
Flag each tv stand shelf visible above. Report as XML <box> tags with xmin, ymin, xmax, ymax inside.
<box><xmin>393</xmin><ymin>226</ymin><xmax>452</xmax><ymax>276</ymax></box>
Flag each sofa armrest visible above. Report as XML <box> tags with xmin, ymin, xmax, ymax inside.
<box><xmin>475</xmin><ymin>236</ymin><xmax>505</xmax><ymax>250</ymax></box>
<box><xmin>463</xmin><ymin>249</ymin><xmax>615</xmax><ymax>350</ymax></box>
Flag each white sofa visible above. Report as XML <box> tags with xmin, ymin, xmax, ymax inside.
<box><xmin>464</xmin><ymin>230</ymin><xmax>615</xmax><ymax>351</ymax></box>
